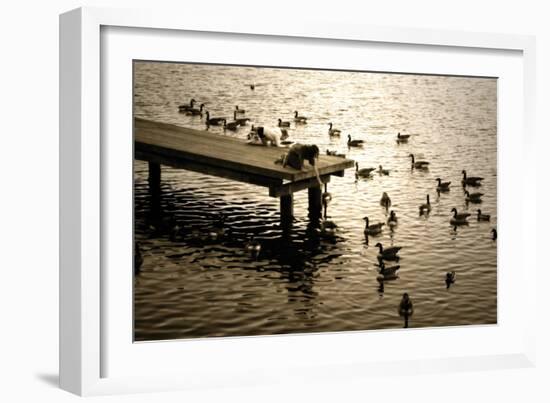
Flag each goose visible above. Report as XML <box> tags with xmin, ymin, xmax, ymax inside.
<box><xmin>326</xmin><ymin>149</ymin><xmax>346</xmax><ymax>158</ymax></box>
<box><xmin>465</xmin><ymin>190</ymin><xmax>483</xmax><ymax>203</ymax></box>
<box><xmin>409</xmin><ymin>154</ymin><xmax>429</xmax><ymax>169</ymax></box>
<box><xmin>375</xmin><ymin>242</ymin><xmax>402</xmax><ymax>260</ymax></box>
<box><xmin>328</xmin><ymin>122</ymin><xmax>341</xmax><ymax>136</ymax></box>
<box><xmin>399</xmin><ymin>293</ymin><xmax>414</xmax><ymax>318</ymax></box>
<box><xmin>461</xmin><ymin>170</ymin><xmax>484</xmax><ymax>186</ymax></box>
<box><xmin>378</xmin><ymin>165</ymin><xmax>390</xmax><ymax>175</ymax></box>
<box><xmin>380</xmin><ymin>192</ymin><xmax>392</xmax><ymax>208</ymax></box>
<box><xmin>235</xmin><ymin>105</ymin><xmax>246</xmax><ymax>114</ymax></box>
<box><xmin>321</xmin><ymin>220</ymin><xmax>338</xmax><ymax>236</ymax></box>
<box><xmin>355</xmin><ymin>162</ymin><xmax>376</xmax><ymax>178</ymax></box>
<box><xmin>491</xmin><ymin>228</ymin><xmax>497</xmax><ymax>240</ymax></box>
<box><xmin>347</xmin><ymin>135</ymin><xmax>364</xmax><ymax>147</ymax></box>
<box><xmin>223</xmin><ymin>119</ymin><xmax>240</xmax><ymax>131</ymax></box>
<box><xmin>134</xmin><ymin>242</ymin><xmax>143</xmax><ymax>275</ymax></box>
<box><xmin>379</xmin><ymin>261</ymin><xmax>400</xmax><ymax>277</ymax></box>
<box><xmin>477</xmin><ymin>209</ymin><xmax>491</xmax><ymax>221</ymax></box>
<box><xmin>436</xmin><ymin>178</ymin><xmax>451</xmax><ymax>191</ymax></box>
<box><xmin>234</xmin><ymin>111</ymin><xmax>250</xmax><ymax>125</ymax></box>
<box><xmin>445</xmin><ymin>271</ymin><xmax>456</xmax><ymax>288</ymax></box>
<box><xmin>294</xmin><ymin>111</ymin><xmax>308</xmax><ymax>123</ymax></box>
<box><xmin>363</xmin><ymin>216</ymin><xmax>385</xmax><ymax>235</ymax></box>
<box><xmin>178</xmin><ymin>98</ymin><xmax>196</xmax><ymax>112</ymax></box>
<box><xmin>450</xmin><ymin>208</ymin><xmax>469</xmax><ymax>226</ymax></box>
<box><xmin>419</xmin><ymin>194</ymin><xmax>431</xmax><ymax>214</ymax></box>
<box><xmin>187</xmin><ymin>103</ymin><xmax>205</xmax><ymax>116</ymax></box>
<box><xmin>387</xmin><ymin>210</ymin><xmax>398</xmax><ymax>226</ymax></box>
<box><xmin>246</xmin><ymin>237</ymin><xmax>261</xmax><ymax>258</ymax></box>
<box><xmin>278</xmin><ymin>118</ymin><xmax>291</xmax><ymax>127</ymax></box>
<box><xmin>205</xmin><ymin>111</ymin><xmax>226</xmax><ymax>126</ymax></box>
<box><xmin>396</xmin><ymin>132</ymin><xmax>410</xmax><ymax>142</ymax></box>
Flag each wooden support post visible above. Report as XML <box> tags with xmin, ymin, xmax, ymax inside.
<box><xmin>308</xmin><ymin>185</ymin><xmax>322</xmax><ymax>220</ymax></box>
<box><xmin>148</xmin><ymin>161</ymin><xmax>161</xmax><ymax>214</ymax></box>
<box><xmin>280</xmin><ymin>194</ymin><xmax>294</xmax><ymax>231</ymax></box>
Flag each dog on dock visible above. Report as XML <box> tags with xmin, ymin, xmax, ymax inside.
<box><xmin>275</xmin><ymin>143</ymin><xmax>320</xmax><ymax>171</ymax></box>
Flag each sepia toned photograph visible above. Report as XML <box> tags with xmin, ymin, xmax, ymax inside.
<box><xmin>133</xmin><ymin>61</ymin><xmax>497</xmax><ymax>342</ymax></box>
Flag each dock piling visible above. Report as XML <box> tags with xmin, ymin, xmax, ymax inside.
<box><xmin>308</xmin><ymin>186</ymin><xmax>322</xmax><ymax>220</ymax></box>
<box><xmin>148</xmin><ymin>161</ymin><xmax>161</xmax><ymax>213</ymax></box>
<box><xmin>280</xmin><ymin>194</ymin><xmax>294</xmax><ymax>230</ymax></box>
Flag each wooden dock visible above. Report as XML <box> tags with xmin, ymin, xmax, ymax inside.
<box><xmin>134</xmin><ymin>118</ymin><xmax>355</xmax><ymax>226</ymax></box>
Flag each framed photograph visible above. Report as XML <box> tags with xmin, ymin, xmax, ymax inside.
<box><xmin>60</xmin><ymin>7</ymin><xmax>536</xmax><ymax>396</ymax></box>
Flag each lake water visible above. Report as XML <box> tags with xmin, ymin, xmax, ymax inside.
<box><xmin>133</xmin><ymin>62</ymin><xmax>497</xmax><ymax>341</ymax></box>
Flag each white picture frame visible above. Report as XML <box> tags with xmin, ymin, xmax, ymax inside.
<box><xmin>60</xmin><ymin>6</ymin><xmax>537</xmax><ymax>396</ymax></box>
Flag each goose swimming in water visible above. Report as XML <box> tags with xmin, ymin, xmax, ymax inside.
<box><xmin>450</xmin><ymin>208</ymin><xmax>469</xmax><ymax>225</ymax></box>
<box><xmin>461</xmin><ymin>170</ymin><xmax>484</xmax><ymax>186</ymax></box>
<box><xmin>178</xmin><ymin>98</ymin><xmax>196</xmax><ymax>112</ymax></box>
<box><xmin>387</xmin><ymin>210</ymin><xmax>398</xmax><ymax>226</ymax></box>
<box><xmin>355</xmin><ymin>162</ymin><xmax>375</xmax><ymax>178</ymax></box>
<box><xmin>294</xmin><ymin>111</ymin><xmax>308</xmax><ymax>123</ymax></box>
<box><xmin>363</xmin><ymin>216</ymin><xmax>385</xmax><ymax>235</ymax></box>
<box><xmin>205</xmin><ymin>111</ymin><xmax>226</xmax><ymax>126</ymax></box>
<box><xmin>246</xmin><ymin>237</ymin><xmax>261</xmax><ymax>258</ymax></box>
<box><xmin>465</xmin><ymin>190</ymin><xmax>483</xmax><ymax>203</ymax></box>
<box><xmin>477</xmin><ymin>209</ymin><xmax>491</xmax><ymax>221</ymax></box>
<box><xmin>328</xmin><ymin>122</ymin><xmax>341</xmax><ymax>136</ymax></box>
<box><xmin>436</xmin><ymin>178</ymin><xmax>451</xmax><ymax>191</ymax></box>
<box><xmin>378</xmin><ymin>165</ymin><xmax>390</xmax><ymax>175</ymax></box>
<box><xmin>278</xmin><ymin>118</ymin><xmax>291</xmax><ymax>127</ymax></box>
<box><xmin>396</xmin><ymin>132</ymin><xmax>410</xmax><ymax>142</ymax></box>
<box><xmin>409</xmin><ymin>154</ymin><xmax>429</xmax><ymax>169</ymax></box>
<box><xmin>326</xmin><ymin>149</ymin><xmax>346</xmax><ymax>158</ymax></box>
<box><xmin>347</xmin><ymin>135</ymin><xmax>365</xmax><ymax>147</ymax></box>
<box><xmin>379</xmin><ymin>261</ymin><xmax>400</xmax><ymax>277</ymax></box>
<box><xmin>445</xmin><ymin>271</ymin><xmax>456</xmax><ymax>288</ymax></box>
<box><xmin>375</xmin><ymin>242</ymin><xmax>402</xmax><ymax>260</ymax></box>
<box><xmin>235</xmin><ymin>105</ymin><xmax>246</xmax><ymax>114</ymax></box>
<box><xmin>380</xmin><ymin>192</ymin><xmax>391</xmax><ymax>208</ymax></box>
<box><xmin>399</xmin><ymin>293</ymin><xmax>414</xmax><ymax>318</ymax></box>
<box><xmin>224</xmin><ymin>119</ymin><xmax>240</xmax><ymax>131</ymax></box>
<box><xmin>187</xmin><ymin>103</ymin><xmax>205</xmax><ymax>116</ymax></box>
<box><xmin>234</xmin><ymin>111</ymin><xmax>250</xmax><ymax>126</ymax></box>
<box><xmin>491</xmin><ymin>228</ymin><xmax>497</xmax><ymax>240</ymax></box>
<box><xmin>419</xmin><ymin>194</ymin><xmax>432</xmax><ymax>214</ymax></box>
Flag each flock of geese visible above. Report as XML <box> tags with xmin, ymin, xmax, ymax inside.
<box><xmin>134</xmin><ymin>96</ymin><xmax>498</xmax><ymax>325</ymax></box>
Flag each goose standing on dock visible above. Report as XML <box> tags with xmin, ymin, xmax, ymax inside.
<box><xmin>380</xmin><ymin>192</ymin><xmax>392</xmax><ymax>208</ymax></box>
<box><xmin>328</xmin><ymin>122</ymin><xmax>341</xmax><ymax>136</ymax></box>
<box><xmin>355</xmin><ymin>162</ymin><xmax>376</xmax><ymax>178</ymax></box>
<box><xmin>396</xmin><ymin>132</ymin><xmax>410</xmax><ymax>142</ymax></box>
<box><xmin>294</xmin><ymin>111</ymin><xmax>308</xmax><ymax>123</ymax></box>
<box><xmin>409</xmin><ymin>154</ymin><xmax>430</xmax><ymax>169</ymax></box>
<box><xmin>465</xmin><ymin>190</ymin><xmax>483</xmax><ymax>203</ymax></box>
<box><xmin>450</xmin><ymin>208</ymin><xmax>470</xmax><ymax>225</ymax></box>
<box><xmin>419</xmin><ymin>194</ymin><xmax>431</xmax><ymax>214</ymax></box>
<box><xmin>363</xmin><ymin>216</ymin><xmax>385</xmax><ymax>236</ymax></box>
<box><xmin>477</xmin><ymin>209</ymin><xmax>491</xmax><ymax>221</ymax></box>
<box><xmin>375</xmin><ymin>242</ymin><xmax>402</xmax><ymax>260</ymax></box>
<box><xmin>278</xmin><ymin>118</ymin><xmax>291</xmax><ymax>127</ymax></box>
<box><xmin>235</xmin><ymin>105</ymin><xmax>246</xmax><ymax>114</ymax></box>
<box><xmin>461</xmin><ymin>170</ymin><xmax>484</xmax><ymax>186</ymax></box>
<box><xmin>347</xmin><ymin>135</ymin><xmax>364</xmax><ymax>147</ymax></box>
<box><xmin>436</xmin><ymin>178</ymin><xmax>451</xmax><ymax>191</ymax></box>
<box><xmin>205</xmin><ymin>111</ymin><xmax>226</xmax><ymax>126</ymax></box>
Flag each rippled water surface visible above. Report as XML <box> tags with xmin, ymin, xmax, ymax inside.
<box><xmin>133</xmin><ymin>62</ymin><xmax>497</xmax><ymax>341</ymax></box>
